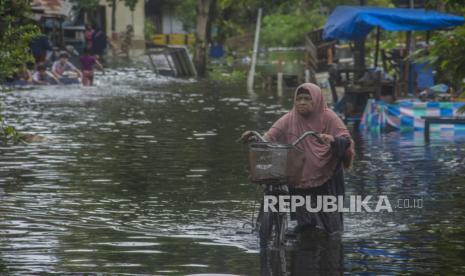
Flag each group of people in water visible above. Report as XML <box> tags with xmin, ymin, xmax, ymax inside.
<box><xmin>7</xmin><ymin>24</ymin><xmax>107</xmax><ymax>87</ymax></box>
<box><xmin>9</xmin><ymin>51</ymin><xmax>103</xmax><ymax>86</ymax></box>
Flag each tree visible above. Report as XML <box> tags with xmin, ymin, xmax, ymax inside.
<box><xmin>124</xmin><ymin>0</ymin><xmax>138</xmax><ymax>25</ymax></box>
<box><xmin>70</xmin><ymin>0</ymin><xmax>99</xmax><ymax>24</ymax></box>
<box><xmin>176</xmin><ymin>0</ymin><xmax>328</xmax><ymax>77</ymax></box>
<box><xmin>194</xmin><ymin>0</ymin><xmax>215</xmax><ymax>77</ymax></box>
<box><xmin>422</xmin><ymin>0</ymin><xmax>465</xmax><ymax>113</ymax></box>
<box><xmin>0</xmin><ymin>0</ymin><xmax>39</xmax><ymax>82</ymax></box>
<box><xmin>0</xmin><ymin>0</ymin><xmax>39</xmax><ymax>143</ymax></box>
<box><xmin>105</xmin><ymin>0</ymin><xmax>138</xmax><ymax>31</ymax></box>
<box><xmin>261</xmin><ymin>10</ymin><xmax>325</xmax><ymax>47</ymax></box>
<box><xmin>181</xmin><ymin>0</ymin><xmax>272</xmax><ymax>77</ymax></box>
<box><xmin>106</xmin><ymin>0</ymin><xmax>119</xmax><ymax>31</ymax></box>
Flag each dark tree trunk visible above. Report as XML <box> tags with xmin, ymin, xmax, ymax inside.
<box><xmin>111</xmin><ymin>0</ymin><xmax>116</xmax><ymax>31</ymax></box>
<box><xmin>194</xmin><ymin>0</ymin><xmax>214</xmax><ymax>78</ymax></box>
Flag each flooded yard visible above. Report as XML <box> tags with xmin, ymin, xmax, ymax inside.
<box><xmin>0</xmin><ymin>69</ymin><xmax>464</xmax><ymax>275</ymax></box>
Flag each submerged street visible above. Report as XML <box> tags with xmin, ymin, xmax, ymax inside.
<box><xmin>0</xmin><ymin>70</ymin><xmax>464</xmax><ymax>275</ymax></box>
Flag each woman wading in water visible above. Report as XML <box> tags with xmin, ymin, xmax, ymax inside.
<box><xmin>243</xmin><ymin>83</ymin><xmax>355</xmax><ymax>235</ymax></box>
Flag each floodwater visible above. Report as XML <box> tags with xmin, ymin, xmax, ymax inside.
<box><xmin>0</xmin><ymin>69</ymin><xmax>464</xmax><ymax>275</ymax></box>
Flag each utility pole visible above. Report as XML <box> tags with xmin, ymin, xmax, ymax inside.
<box><xmin>354</xmin><ymin>0</ymin><xmax>366</xmax><ymax>79</ymax></box>
<box><xmin>247</xmin><ymin>8</ymin><xmax>262</xmax><ymax>93</ymax></box>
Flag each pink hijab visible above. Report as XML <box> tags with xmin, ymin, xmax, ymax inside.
<box><xmin>264</xmin><ymin>83</ymin><xmax>354</xmax><ymax>188</ymax></box>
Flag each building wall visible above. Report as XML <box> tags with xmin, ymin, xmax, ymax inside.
<box><xmin>161</xmin><ymin>5</ymin><xmax>186</xmax><ymax>34</ymax></box>
<box><xmin>99</xmin><ymin>0</ymin><xmax>145</xmax><ymax>52</ymax></box>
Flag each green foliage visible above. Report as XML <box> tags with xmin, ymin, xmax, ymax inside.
<box><xmin>144</xmin><ymin>19</ymin><xmax>157</xmax><ymax>40</ymax></box>
<box><xmin>426</xmin><ymin>0</ymin><xmax>465</xmax><ymax>12</ymax></box>
<box><xmin>0</xmin><ymin>0</ymin><xmax>40</xmax><ymax>82</ymax></box>
<box><xmin>209</xmin><ymin>69</ymin><xmax>246</xmax><ymax>82</ymax></box>
<box><xmin>261</xmin><ymin>10</ymin><xmax>325</xmax><ymax>47</ymax></box>
<box><xmin>174</xmin><ymin>0</ymin><xmax>319</xmax><ymax>41</ymax></box>
<box><xmin>174</xmin><ymin>0</ymin><xmax>397</xmax><ymax>45</ymax></box>
<box><xmin>124</xmin><ymin>0</ymin><xmax>138</xmax><ymax>11</ymax></box>
<box><xmin>421</xmin><ymin>0</ymin><xmax>465</xmax><ymax>92</ymax></box>
<box><xmin>423</xmin><ymin>25</ymin><xmax>465</xmax><ymax>91</ymax></box>
<box><xmin>175</xmin><ymin>0</ymin><xmax>196</xmax><ymax>31</ymax></box>
<box><xmin>106</xmin><ymin>0</ymin><xmax>118</xmax><ymax>7</ymax></box>
<box><xmin>459</xmin><ymin>104</ymin><xmax>465</xmax><ymax>114</ymax></box>
<box><xmin>459</xmin><ymin>91</ymin><xmax>465</xmax><ymax>114</ymax></box>
<box><xmin>0</xmin><ymin>116</ymin><xmax>20</xmax><ymax>145</ymax></box>
<box><xmin>70</xmin><ymin>0</ymin><xmax>100</xmax><ymax>11</ymax></box>
<box><xmin>0</xmin><ymin>0</ymin><xmax>39</xmax><ymax>144</ymax></box>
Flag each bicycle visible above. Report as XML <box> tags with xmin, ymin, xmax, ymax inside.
<box><xmin>241</xmin><ymin>130</ymin><xmax>323</xmax><ymax>249</ymax></box>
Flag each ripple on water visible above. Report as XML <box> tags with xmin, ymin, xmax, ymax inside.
<box><xmin>0</xmin><ymin>72</ymin><xmax>465</xmax><ymax>274</ymax></box>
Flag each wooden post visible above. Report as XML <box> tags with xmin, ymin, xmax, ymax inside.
<box><xmin>277</xmin><ymin>58</ymin><xmax>283</xmax><ymax>97</ymax></box>
<box><xmin>355</xmin><ymin>0</ymin><xmax>367</xmax><ymax>77</ymax></box>
<box><xmin>354</xmin><ymin>38</ymin><xmax>366</xmax><ymax>79</ymax></box>
<box><xmin>305</xmin><ymin>69</ymin><xmax>310</xmax><ymax>83</ymax></box>
<box><xmin>277</xmin><ymin>72</ymin><xmax>283</xmax><ymax>97</ymax></box>
<box><xmin>405</xmin><ymin>0</ymin><xmax>415</xmax><ymax>96</ymax></box>
<box><xmin>247</xmin><ymin>8</ymin><xmax>263</xmax><ymax>92</ymax></box>
<box><xmin>375</xmin><ymin>71</ymin><xmax>381</xmax><ymax>100</ymax></box>
<box><xmin>403</xmin><ymin>36</ymin><xmax>410</xmax><ymax>97</ymax></box>
<box><xmin>304</xmin><ymin>52</ymin><xmax>310</xmax><ymax>82</ymax></box>
<box><xmin>424</xmin><ymin>119</ymin><xmax>430</xmax><ymax>143</ymax></box>
<box><xmin>327</xmin><ymin>47</ymin><xmax>333</xmax><ymax>65</ymax></box>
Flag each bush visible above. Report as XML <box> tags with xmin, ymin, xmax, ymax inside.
<box><xmin>261</xmin><ymin>10</ymin><xmax>325</xmax><ymax>47</ymax></box>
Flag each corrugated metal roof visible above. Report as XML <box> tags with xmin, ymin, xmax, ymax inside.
<box><xmin>31</xmin><ymin>0</ymin><xmax>74</xmax><ymax>18</ymax></box>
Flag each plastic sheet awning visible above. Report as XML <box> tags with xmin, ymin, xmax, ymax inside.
<box><xmin>323</xmin><ymin>6</ymin><xmax>465</xmax><ymax>40</ymax></box>
<box><xmin>359</xmin><ymin>99</ymin><xmax>465</xmax><ymax>131</ymax></box>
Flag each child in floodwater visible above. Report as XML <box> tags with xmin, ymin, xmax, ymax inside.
<box><xmin>32</xmin><ymin>64</ymin><xmax>59</xmax><ymax>85</ymax></box>
<box><xmin>8</xmin><ymin>64</ymin><xmax>33</xmax><ymax>85</ymax></box>
<box><xmin>52</xmin><ymin>52</ymin><xmax>82</xmax><ymax>81</ymax></box>
<box><xmin>79</xmin><ymin>48</ymin><xmax>104</xmax><ymax>86</ymax></box>
<box><xmin>17</xmin><ymin>64</ymin><xmax>33</xmax><ymax>84</ymax></box>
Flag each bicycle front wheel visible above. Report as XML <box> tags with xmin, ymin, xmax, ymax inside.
<box><xmin>257</xmin><ymin>208</ymin><xmax>287</xmax><ymax>248</ymax></box>
<box><xmin>273</xmin><ymin>211</ymin><xmax>288</xmax><ymax>247</ymax></box>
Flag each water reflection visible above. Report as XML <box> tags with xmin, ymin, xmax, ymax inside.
<box><xmin>260</xmin><ymin>229</ymin><xmax>343</xmax><ymax>276</ymax></box>
<box><xmin>0</xmin><ymin>68</ymin><xmax>464</xmax><ymax>274</ymax></box>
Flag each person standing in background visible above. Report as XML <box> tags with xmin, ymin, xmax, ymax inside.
<box><xmin>80</xmin><ymin>48</ymin><xmax>104</xmax><ymax>86</ymax></box>
<box><xmin>91</xmin><ymin>26</ymin><xmax>108</xmax><ymax>62</ymax></box>
<box><xmin>120</xmin><ymin>24</ymin><xmax>134</xmax><ymax>58</ymax></box>
<box><xmin>30</xmin><ymin>33</ymin><xmax>52</xmax><ymax>64</ymax></box>
<box><xmin>84</xmin><ymin>24</ymin><xmax>94</xmax><ymax>51</ymax></box>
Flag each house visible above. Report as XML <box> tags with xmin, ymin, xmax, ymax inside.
<box><xmin>31</xmin><ymin>0</ymin><xmax>193</xmax><ymax>57</ymax></box>
<box><xmin>146</xmin><ymin>0</ymin><xmax>187</xmax><ymax>35</ymax></box>
<box><xmin>99</xmin><ymin>0</ymin><xmax>192</xmax><ymax>55</ymax></box>
<box><xmin>30</xmin><ymin>0</ymin><xmax>82</xmax><ymax>50</ymax></box>
<box><xmin>99</xmin><ymin>0</ymin><xmax>146</xmax><ymax>56</ymax></box>
<box><xmin>145</xmin><ymin>0</ymin><xmax>195</xmax><ymax>46</ymax></box>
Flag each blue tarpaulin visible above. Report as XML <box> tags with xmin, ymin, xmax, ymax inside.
<box><xmin>323</xmin><ymin>6</ymin><xmax>465</xmax><ymax>40</ymax></box>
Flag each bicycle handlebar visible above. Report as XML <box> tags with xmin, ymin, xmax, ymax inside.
<box><xmin>239</xmin><ymin>130</ymin><xmax>323</xmax><ymax>145</ymax></box>
<box><xmin>248</xmin><ymin>131</ymin><xmax>267</xmax><ymax>142</ymax></box>
<box><xmin>292</xmin><ymin>131</ymin><xmax>324</xmax><ymax>146</ymax></box>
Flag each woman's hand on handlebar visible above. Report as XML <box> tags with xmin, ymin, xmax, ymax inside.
<box><xmin>238</xmin><ymin>130</ymin><xmax>257</xmax><ymax>143</ymax></box>
<box><xmin>320</xmin><ymin>134</ymin><xmax>335</xmax><ymax>144</ymax></box>
<box><xmin>241</xmin><ymin>131</ymin><xmax>252</xmax><ymax>139</ymax></box>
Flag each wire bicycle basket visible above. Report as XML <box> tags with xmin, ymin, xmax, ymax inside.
<box><xmin>248</xmin><ymin>141</ymin><xmax>305</xmax><ymax>185</ymax></box>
